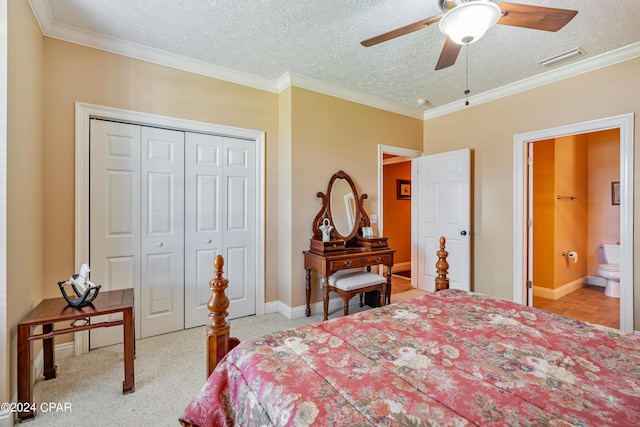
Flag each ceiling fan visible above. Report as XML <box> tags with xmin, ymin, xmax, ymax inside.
<box><xmin>361</xmin><ymin>0</ymin><xmax>578</xmax><ymax>70</ymax></box>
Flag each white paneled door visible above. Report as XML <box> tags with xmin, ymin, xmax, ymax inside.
<box><xmin>413</xmin><ymin>149</ymin><xmax>470</xmax><ymax>292</ymax></box>
<box><xmin>89</xmin><ymin>120</ymin><xmax>141</xmax><ymax>349</ymax></box>
<box><xmin>140</xmin><ymin>126</ymin><xmax>185</xmax><ymax>337</ymax></box>
<box><xmin>90</xmin><ymin>120</ymin><xmax>256</xmax><ymax>348</ymax></box>
<box><xmin>184</xmin><ymin>133</ymin><xmax>256</xmax><ymax>328</ymax></box>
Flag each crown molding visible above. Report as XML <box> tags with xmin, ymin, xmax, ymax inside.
<box><xmin>29</xmin><ymin>0</ymin><xmax>423</xmax><ymax>120</ymax></box>
<box><xmin>423</xmin><ymin>41</ymin><xmax>640</xmax><ymax>120</ymax></box>
<box><xmin>29</xmin><ymin>1</ymin><xmax>640</xmax><ymax>123</ymax></box>
<box><xmin>279</xmin><ymin>72</ymin><xmax>424</xmax><ymax>119</ymax></box>
<box><xmin>28</xmin><ymin>0</ymin><xmax>278</xmax><ymax>93</ymax></box>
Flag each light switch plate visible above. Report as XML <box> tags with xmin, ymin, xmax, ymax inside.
<box><xmin>370</xmin><ymin>214</ymin><xmax>377</xmax><ymax>223</ymax></box>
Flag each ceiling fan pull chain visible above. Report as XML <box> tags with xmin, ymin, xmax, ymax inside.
<box><xmin>464</xmin><ymin>44</ymin><xmax>470</xmax><ymax>106</ymax></box>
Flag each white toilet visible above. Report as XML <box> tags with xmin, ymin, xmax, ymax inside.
<box><xmin>598</xmin><ymin>243</ymin><xmax>620</xmax><ymax>298</ymax></box>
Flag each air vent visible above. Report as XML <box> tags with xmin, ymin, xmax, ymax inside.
<box><xmin>538</xmin><ymin>48</ymin><xmax>585</xmax><ymax>67</ymax></box>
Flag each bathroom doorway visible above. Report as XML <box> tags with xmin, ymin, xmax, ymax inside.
<box><xmin>514</xmin><ymin>114</ymin><xmax>633</xmax><ymax>331</ymax></box>
<box><xmin>529</xmin><ymin>129</ymin><xmax>620</xmax><ymax>328</ymax></box>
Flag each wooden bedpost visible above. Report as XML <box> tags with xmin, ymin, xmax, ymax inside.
<box><xmin>435</xmin><ymin>236</ymin><xmax>450</xmax><ymax>291</ymax></box>
<box><xmin>206</xmin><ymin>255</ymin><xmax>240</xmax><ymax>377</ymax></box>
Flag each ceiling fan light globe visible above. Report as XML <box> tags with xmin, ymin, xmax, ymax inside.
<box><xmin>439</xmin><ymin>1</ymin><xmax>501</xmax><ymax>45</ymax></box>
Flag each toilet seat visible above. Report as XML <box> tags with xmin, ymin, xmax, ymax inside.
<box><xmin>598</xmin><ymin>263</ymin><xmax>619</xmax><ymax>272</ymax></box>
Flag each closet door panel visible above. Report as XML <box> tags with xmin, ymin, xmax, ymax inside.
<box><xmin>184</xmin><ymin>133</ymin><xmax>222</xmax><ymax>328</ymax></box>
<box><xmin>140</xmin><ymin>126</ymin><xmax>185</xmax><ymax>337</ymax></box>
<box><xmin>89</xmin><ymin>120</ymin><xmax>141</xmax><ymax>349</ymax></box>
<box><xmin>222</xmin><ymin>137</ymin><xmax>256</xmax><ymax>318</ymax></box>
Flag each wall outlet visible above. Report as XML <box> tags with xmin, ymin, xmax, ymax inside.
<box><xmin>370</xmin><ymin>214</ymin><xmax>377</xmax><ymax>223</ymax></box>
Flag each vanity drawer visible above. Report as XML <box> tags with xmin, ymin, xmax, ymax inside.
<box><xmin>329</xmin><ymin>258</ymin><xmax>364</xmax><ymax>270</ymax></box>
<box><xmin>364</xmin><ymin>254</ymin><xmax>391</xmax><ymax>265</ymax></box>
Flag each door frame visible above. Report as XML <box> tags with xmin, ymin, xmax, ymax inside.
<box><xmin>513</xmin><ymin>113</ymin><xmax>634</xmax><ymax>333</ymax></box>
<box><xmin>74</xmin><ymin>102</ymin><xmax>266</xmax><ymax>354</ymax></box>
<box><xmin>377</xmin><ymin>144</ymin><xmax>423</xmax><ymax>286</ymax></box>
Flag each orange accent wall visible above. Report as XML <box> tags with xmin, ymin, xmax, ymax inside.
<box><xmin>532</xmin><ymin>139</ymin><xmax>555</xmax><ymax>288</ymax></box>
<box><xmin>533</xmin><ymin>130</ymin><xmax>618</xmax><ymax>291</ymax></box>
<box><xmin>383</xmin><ymin>161</ymin><xmax>411</xmax><ymax>267</ymax></box>
<box><xmin>554</xmin><ymin>134</ymin><xmax>588</xmax><ymax>288</ymax></box>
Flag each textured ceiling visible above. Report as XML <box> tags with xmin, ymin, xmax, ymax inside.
<box><xmin>30</xmin><ymin>0</ymin><xmax>640</xmax><ymax>118</ymax></box>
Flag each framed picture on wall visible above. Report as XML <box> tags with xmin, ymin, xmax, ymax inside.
<box><xmin>611</xmin><ymin>181</ymin><xmax>620</xmax><ymax>205</ymax></box>
<box><xmin>397</xmin><ymin>179</ymin><xmax>411</xmax><ymax>200</ymax></box>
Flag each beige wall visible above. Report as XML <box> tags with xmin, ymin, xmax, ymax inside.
<box><xmin>41</xmin><ymin>38</ymin><xmax>281</xmax><ymax>303</ymax></box>
<box><xmin>6</xmin><ymin>0</ymin><xmax>45</xmax><ymax>410</ymax></box>
<box><xmin>290</xmin><ymin>87</ymin><xmax>422</xmax><ymax>307</ymax></box>
<box><xmin>423</xmin><ymin>57</ymin><xmax>640</xmax><ymax>328</ymax></box>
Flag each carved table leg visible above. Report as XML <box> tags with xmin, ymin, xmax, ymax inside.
<box><xmin>43</xmin><ymin>323</ymin><xmax>56</xmax><ymax>379</ymax></box>
<box><xmin>386</xmin><ymin>265</ymin><xmax>393</xmax><ymax>305</ymax></box>
<box><xmin>122</xmin><ymin>306</ymin><xmax>135</xmax><ymax>394</ymax></box>
<box><xmin>323</xmin><ymin>277</ymin><xmax>330</xmax><ymax>321</ymax></box>
<box><xmin>305</xmin><ymin>269</ymin><xmax>311</xmax><ymax>317</ymax></box>
<box><xmin>17</xmin><ymin>323</ymin><xmax>34</xmax><ymax>421</ymax></box>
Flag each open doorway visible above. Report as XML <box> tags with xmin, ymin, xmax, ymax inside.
<box><xmin>377</xmin><ymin>145</ymin><xmax>422</xmax><ymax>290</ymax></box>
<box><xmin>514</xmin><ymin>113</ymin><xmax>634</xmax><ymax>333</ymax></box>
<box><xmin>529</xmin><ymin>129</ymin><xmax>620</xmax><ymax>329</ymax></box>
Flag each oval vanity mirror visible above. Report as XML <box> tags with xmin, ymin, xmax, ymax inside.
<box><xmin>330</xmin><ymin>178</ymin><xmax>357</xmax><ymax>238</ymax></box>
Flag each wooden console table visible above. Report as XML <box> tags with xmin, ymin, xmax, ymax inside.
<box><xmin>17</xmin><ymin>288</ymin><xmax>135</xmax><ymax>422</ymax></box>
<box><xmin>304</xmin><ymin>247</ymin><xmax>396</xmax><ymax>319</ymax></box>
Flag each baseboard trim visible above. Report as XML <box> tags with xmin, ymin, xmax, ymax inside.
<box><xmin>264</xmin><ymin>296</ymin><xmax>364</xmax><ymax>320</ymax></box>
<box><xmin>533</xmin><ymin>277</ymin><xmax>586</xmax><ymax>301</ymax></box>
<box><xmin>392</xmin><ymin>262</ymin><xmax>410</xmax><ymax>273</ymax></box>
<box><xmin>0</xmin><ymin>409</ymin><xmax>11</xmax><ymax>427</ymax></box>
<box><xmin>33</xmin><ymin>341</ymin><xmax>76</xmax><ymax>382</ymax></box>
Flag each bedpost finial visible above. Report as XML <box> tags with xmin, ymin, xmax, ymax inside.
<box><xmin>208</xmin><ymin>255</ymin><xmax>230</xmax><ymax>329</ymax></box>
<box><xmin>435</xmin><ymin>236</ymin><xmax>450</xmax><ymax>291</ymax></box>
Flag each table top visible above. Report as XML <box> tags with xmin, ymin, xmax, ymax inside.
<box><xmin>303</xmin><ymin>246</ymin><xmax>396</xmax><ymax>260</ymax></box>
<box><xmin>19</xmin><ymin>288</ymin><xmax>134</xmax><ymax>326</ymax></box>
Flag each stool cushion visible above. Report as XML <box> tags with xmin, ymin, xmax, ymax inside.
<box><xmin>329</xmin><ymin>270</ymin><xmax>386</xmax><ymax>291</ymax></box>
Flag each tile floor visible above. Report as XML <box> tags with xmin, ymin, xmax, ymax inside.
<box><xmin>533</xmin><ymin>285</ymin><xmax>620</xmax><ymax>329</ymax></box>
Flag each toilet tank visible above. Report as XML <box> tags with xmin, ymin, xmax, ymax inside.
<box><xmin>601</xmin><ymin>243</ymin><xmax>620</xmax><ymax>264</ymax></box>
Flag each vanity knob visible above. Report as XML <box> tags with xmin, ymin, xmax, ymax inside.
<box><xmin>374</xmin><ymin>257</ymin><xmax>381</xmax><ymax>263</ymax></box>
<box><xmin>343</xmin><ymin>261</ymin><xmax>352</xmax><ymax>267</ymax></box>
<box><xmin>206</xmin><ymin>239</ymin><xmax>212</xmax><ymax>244</ymax></box>
<box><xmin>157</xmin><ymin>242</ymin><xmax>164</xmax><ymax>247</ymax></box>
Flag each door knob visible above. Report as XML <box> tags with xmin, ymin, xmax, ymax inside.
<box><xmin>460</xmin><ymin>231</ymin><xmax>467</xmax><ymax>236</ymax></box>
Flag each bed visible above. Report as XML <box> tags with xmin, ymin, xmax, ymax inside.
<box><xmin>181</xmin><ymin>238</ymin><xmax>640</xmax><ymax>426</ymax></box>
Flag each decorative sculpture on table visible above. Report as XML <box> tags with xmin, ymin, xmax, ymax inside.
<box><xmin>57</xmin><ymin>264</ymin><xmax>101</xmax><ymax>307</ymax></box>
<box><xmin>318</xmin><ymin>218</ymin><xmax>334</xmax><ymax>242</ymax></box>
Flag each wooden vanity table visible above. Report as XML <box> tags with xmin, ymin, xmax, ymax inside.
<box><xmin>304</xmin><ymin>247</ymin><xmax>395</xmax><ymax>316</ymax></box>
<box><xmin>304</xmin><ymin>170</ymin><xmax>396</xmax><ymax>319</ymax></box>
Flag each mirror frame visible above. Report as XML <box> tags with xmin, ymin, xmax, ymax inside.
<box><xmin>311</xmin><ymin>170</ymin><xmax>370</xmax><ymax>244</ymax></box>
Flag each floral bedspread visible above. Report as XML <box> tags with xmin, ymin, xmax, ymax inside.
<box><xmin>181</xmin><ymin>290</ymin><xmax>640</xmax><ymax>426</ymax></box>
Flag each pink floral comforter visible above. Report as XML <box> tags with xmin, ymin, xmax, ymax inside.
<box><xmin>181</xmin><ymin>290</ymin><xmax>640</xmax><ymax>426</ymax></box>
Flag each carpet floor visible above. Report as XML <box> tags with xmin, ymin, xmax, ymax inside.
<box><xmin>26</xmin><ymin>289</ymin><xmax>425</xmax><ymax>426</ymax></box>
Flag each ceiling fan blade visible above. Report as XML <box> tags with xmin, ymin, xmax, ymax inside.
<box><xmin>498</xmin><ymin>2</ymin><xmax>578</xmax><ymax>32</ymax></box>
<box><xmin>435</xmin><ymin>37</ymin><xmax>461</xmax><ymax>70</ymax></box>
<box><xmin>361</xmin><ymin>15</ymin><xmax>442</xmax><ymax>47</ymax></box>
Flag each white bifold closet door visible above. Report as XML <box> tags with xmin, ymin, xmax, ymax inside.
<box><xmin>183</xmin><ymin>133</ymin><xmax>256</xmax><ymax>328</ymax></box>
<box><xmin>89</xmin><ymin>120</ymin><xmax>255</xmax><ymax>349</ymax></box>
